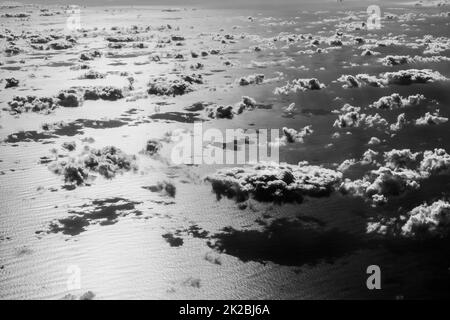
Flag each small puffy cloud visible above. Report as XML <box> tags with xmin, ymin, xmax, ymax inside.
<box><xmin>368</xmin><ymin>137</ymin><xmax>381</xmax><ymax>145</ymax></box>
<box><xmin>369</xmin><ymin>93</ymin><xmax>425</xmax><ymax>110</ymax></box>
<box><xmin>415</xmin><ymin>110</ymin><xmax>448</xmax><ymax>126</ymax></box>
<box><xmin>274</xmin><ymin>78</ymin><xmax>325</xmax><ymax>94</ymax></box>
<box><xmin>237</xmin><ymin>74</ymin><xmax>265</xmax><ymax>86</ymax></box>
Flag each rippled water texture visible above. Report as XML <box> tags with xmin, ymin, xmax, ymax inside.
<box><xmin>1</xmin><ymin>1</ymin><xmax>450</xmax><ymax>299</ymax></box>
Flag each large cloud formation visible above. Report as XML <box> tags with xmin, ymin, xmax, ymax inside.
<box><xmin>206</xmin><ymin>162</ymin><xmax>342</xmax><ymax>203</ymax></box>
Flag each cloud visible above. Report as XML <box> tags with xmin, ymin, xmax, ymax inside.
<box><xmin>274</xmin><ymin>78</ymin><xmax>325</xmax><ymax>94</ymax></box>
<box><xmin>337</xmin><ymin>69</ymin><xmax>447</xmax><ymax>88</ymax></box>
<box><xmin>206</xmin><ymin>162</ymin><xmax>342</xmax><ymax>204</ymax></box>
<box><xmin>367</xmin><ymin>200</ymin><xmax>450</xmax><ymax>238</ymax></box>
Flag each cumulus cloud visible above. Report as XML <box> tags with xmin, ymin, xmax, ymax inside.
<box><xmin>380</xmin><ymin>55</ymin><xmax>450</xmax><ymax>66</ymax></box>
<box><xmin>390</xmin><ymin>113</ymin><xmax>408</xmax><ymax>132</ymax></box>
<box><xmin>337</xmin><ymin>159</ymin><xmax>357</xmax><ymax>172</ymax></box>
<box><xmin>5</xmin><ymin>86</ymin><xmax>124</xmax><ymax>114</ymax></box>
<box><xmin>401</xmin><ymin>200</ymin><xmax>450</xmax><ymax>238</ymax></box>
<box><xmin>333</xmin><ymin>104</ymin><xmax>388</xmax><ymax>130</ymax></box>
<box><xmin>364</xmin><ymin>113</ymin><xmax>389</xmax><ymax>129</ymax></box>
<box><xmin>340</xmin><ymin>166</ymin><xmax>422</xmax><ymax>206</ymax></box>
<box><xmin>361</xmin><ymin>49</ymin><xmax>381</xmax><ymax>56</ymax></box>
<box><xmin>418</xmin><ymin>35</ymin><xmax>450</xmax><ymax>55</ymax></box>
<box><xmin>368</xmin><ymin>137</ymin><xmax>381</xmax><ymax>145</ymax></box>
<box><xmin>206</xmin><ymin>162</ymin><xmax>342</xmax><ymax>203</ymax></box>
<box><xmin>369</xmin><ymin>93</ymin><xmax>425</xmax><ymax>110</ymax></box>
<box><xmin>341</xmin><ymin>148</ymin><xmax>450</xmax><ymax>205</ymax></box>
<box><xmin>147</xmin><ymin>74</ymin><xmax>202</xmax><ymax>96</ymax></box>
<box><xmin>274</xmin><ymin>78</ymin><xmax>325</xmax><ymax>94</ymax></box>
<box><xmin>337</xmin><ymin>74</ymin><xmax>384</xmax><ymax>88</ymax></box>
<box><xmin>361</xmin><ymin>149</ymin><xmax>380</xmax><ymax>165</ymax></box>
<box><xmin>337</xmin><ymin>69</ymin><xmax>447</xmax><ymax>88</ymax></box>
<box><xmin>415</xmin><ymin>110</ymin><xmax>448</xmax><ymax>126</ymax></box>
<box><xmin>205</xmin><ymin>96</ymin><xmax>260</xmax><ymax>119</ymax></box>
<box><xmin>380</xmin><ymin>55</ymin><xmax>411</xmax><ymax>66</ymax></box>
<box><xmin>282</xmin><ymin>102</ymin><xmax>297</xmax><ymax>114</ymax></box>
<box><xmin>249</xmin><ymin>57</ymin><xmax>294</xmax><ymax>68</ymax></box>
<box><xmin>384</xmin><ymin>149</ymin><xmax>420</xmax><ymax>169</ymax></box>
<box><xmin>420</xmin><ymin>148</ymin><xmax>450</xmax><ymax>176</ymax></box>
<box><xmin>237</xmin><ymin>74</ymin><xmax>265</xmax><ymax>86</ymax></box>
<box><xmin>367</xmin><ymin>200</ymin><xmax>450</xmax><ymax>238</ymax></box>
<box><xmin>282</xmin><ymin>126</ymin><xmax>313</xmax><ymax>144</ymax></box>
<box><xmin>332</xmin><ymin>104</ymin><xmax>363</xmax><ymax>128</ymax></box>
<box><xmin>381</xmin><ymin>69</ymin><xmax>448</xmax><ymax>85</ymax></box>
<box><xmin>48</xmin><ymin>146</ymin><xmax>138</xmax><ymax>186</ymax></box>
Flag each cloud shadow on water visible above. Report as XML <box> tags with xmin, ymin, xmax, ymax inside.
<box><xmin>207</xmin><ymin>217</ymin><xmax>362</xmax><ymax>267</ymax></box>
<box><xmin>48</xmin><ymin>197</ymin><xmax>142</xmax><ymax>236</ymax></box>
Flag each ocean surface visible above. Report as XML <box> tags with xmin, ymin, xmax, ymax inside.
<box><xmin>1</xmin><ymin>1</ymin><xmax>450</xmax><ymax>299</ymax></box>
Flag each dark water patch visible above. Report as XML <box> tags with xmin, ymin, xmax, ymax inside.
<box><xmin>4</xmin><ymin>130</ymin><xmax>57</xmax><ymax>143</ymax></box>
<box><xmin>79</xmin><ymin>119</ymin><xmax>128</xmax><ymax>129</ymax></box>
<box><xmin>48</xmin><ymin>197</ymin><xmax>142</xmax><ymax>236</ymax></box>
<box><xmin>119</xmin><ymin>116</ymin><xmax>134</xmax><ymax>122</ymax></box>
<box><xmin>108</xmin><ymin>61</ymin><xmax>127</xmax><ymax>66</ymax></box>
<box><xmin>150</xmin><ymin>199</ymin><xmax>176</xmax><ymax>205</ymax></box>
<box><xmin>39</xmin><ymin>156</ymin><xmax>54</xmax><ymax>164</ymax></box>
<box><xmin>49</xmin><ymin>119</ymin><xmax>129</xmax><ymax>137</ymax></box>
<box><xmin>255</xmin><ymin>103</ymin><xmax>273</xmax><ymax>110</ymax></box>
<box><xmin>209</xmin><ymin>140</ymin><xmax>244</xmax><ymax>151</ymax></box>
<box><xmin>61</xmin><ymin>185</ymin><xmax>77</xmax><ymax>191</ymax></box>
<box><xmin>366</xmin><ymin>236</ymin><xmax>450</xmax><ymax>299</ymax></box>
<box><xmin>162</xmin><ymin>224</ymin><xmax>209</xmax><ymax>248</ymax></box>
<box><xmin>162</xmin><ymin>232</ymin><xmax>184</xmax><ymax>247</ymax></box>
<box><xmin>207</xmin><ymin>217</ymin><xmax>361</xmax><ymax>267</ymax></box>
<box><xmin>50</xmin><ymin>122</ymin><xmax>83</xmax><ymax>136</ymax></box>
<box><xmin>122</xmin><ymin>108</ymin><xmax>140</xmax><ymax>115</ymax></box>
<box><xmin>209</xmin><ymin>69</ymin><xmax>226</xmax><ymax>73</ymax></box>
<box><xmin>0</xmin><ymin>66</ymin><xmax>21</xmax><ymax>71</ymax></box>
<box><xmin>107</xmin><ymin>51</ymin><xmax>147</xmax><ymax>59</ymax></box>
<box><xmin>174</xmin><ymin>224</ymin><xmax>210</xmax><ymax>239</ymax></box>
<box><xmin>0</xmin><ymin>235</ymin><xmax>12</xmax><ymax>241</ymax></box>
<box><xmin>184</xmin><ymin>101</ymin><xmax>213</xmax><ymax>112</ymax></box>
<box><xmin>186</xmin><ymin>225</ymin><xmax>209</xmax><ymax>239</ymax></box>
<box><xmin>142</xmin><ymin>181</ymin><xmax>176</xmax><ymax>197</ymax></box>
<box><xmin>28</xmin><ymin>52</ymin><xmax>56</xmax><ymax>57</ymax></box>
<box><xmin>149</xmin><ymin>112</ymin><xmax>205</xmax><ymax>123</ymax></box>
<box><xmin>48</xmin><ymin>215</ymin><xmax>90</xmax><ymax>236</ymax></box>
<box><xmin>155</xmin><ymin>101</ymin><xmax>175</xmax><ymax>106</ymax></box>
